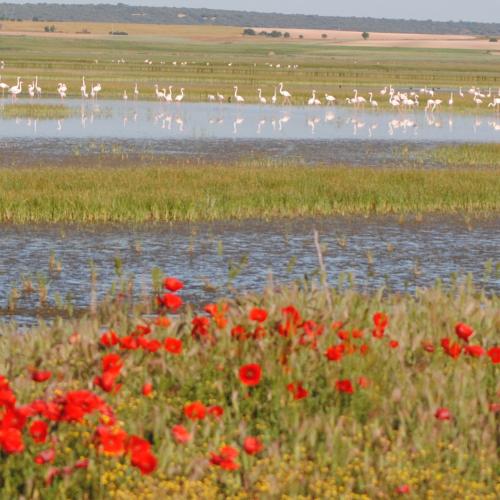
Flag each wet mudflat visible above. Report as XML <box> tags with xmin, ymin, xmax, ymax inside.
<box><xmin>0</xmin><ymin>215</ymin><xmax>498</xmax><ymax>323</ymax></box>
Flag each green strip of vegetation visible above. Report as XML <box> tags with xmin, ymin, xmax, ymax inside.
<box><xmin>0</xmin><ymin>165</ymin><xmax>498</xmax><ymax>222</ymax></box>
<box><xmin>0</xmin><ymin>104</ymin><xmax>76</xmax><ymax>120</ymax></box>
<box><xmin>429</xmin><ymin>144</ymin><xmax>500</xmax><ymax>167</ymax></box>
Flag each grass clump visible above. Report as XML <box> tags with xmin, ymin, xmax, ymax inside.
<box><xmin>0</xmin><ymin>164</ymin><xmax>498</xmax><ymax>222</ymax></box>
<box><xmin>0</xmin><ymin>103</ymin><xmax>76</xmax><ymax>120</ymax></box>
<box><xmin>430</xmin><ymin>144</ymin><xmax>500</xmax><ymax>167</ymax></box>
<box><xmin>0</xmin><ymin>275</ymin><xmax>498</xmax><ymax>497</ymax></box>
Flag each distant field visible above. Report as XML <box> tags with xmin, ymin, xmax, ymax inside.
<box><xmin>0</xmin><ymin>25</ymin><xmax>499</xmax><ymax>107</ymax></box>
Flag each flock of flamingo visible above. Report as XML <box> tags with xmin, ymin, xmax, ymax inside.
<box><xmin>1</xmin><ymin>74</ymin><xmax>500</xmax><ymax>112</ymax></box>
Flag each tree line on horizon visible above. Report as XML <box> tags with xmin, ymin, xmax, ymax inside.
<box><xmin>0</xmin><ymin>3</ymin><xmax>499</xmax><ymax>36</ymax></box>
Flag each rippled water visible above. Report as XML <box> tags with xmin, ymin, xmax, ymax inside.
<box><xmin>0</xmin><ymin>216</ymin><xmax>498</xmax><ymax>323</ymax></box>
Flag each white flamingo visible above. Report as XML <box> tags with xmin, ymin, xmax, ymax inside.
<box><xmin>368</xmin><ymin>92</ymin><xmax>378</xmax><ymax>108</ymax></box>
<box><xmin>134</xmin><ymin>83</ymin><xmax>139</xmax><ymax>100</ymax></box>
<box><xmin>80</xmin><ymin>77</ymin><xmax>87</xmax><ymax>98</ymax></box>
<box><xmin>271</xmin><ymin>87</ymin><xmax>277</xmax><ymax>105</ymax></box>
<box><xmin>166</xmin><ymin>86</ymin><xmax>173</xmax><ymax>103</ymax></box>
<box><xmin>307</xmin><ymin>90</ymin><xmax>321</xmax><ymax>105</ymax></box>
<box><xmin>175</xmin><ymin>88</ymin><xmax>185</xmax><ymax>102</ymax></box>
<box><xmin>325</xmin><ymin>94</ymin><xmax>336</xmax><ymax>105</ymax></box>
<box><xmin>0</xmin><ymin>75</ymin><xmax>9</xmax><ymax>96</ymax></box>
<box><xmin>57</xmin><ymin>83</ymin><xmax>67</xmax><ymax>100</ymax></box>
<box><xmin>28</xmin><ymin>82</ymin><xmax>35</xmax><ymax>98</ymax></box>
<box><xmin>217</xmin><ymin>92</ymin><xmax>225</xmax><ymax>103</ymax></box>
<box><xmin>92</xmin><ymin>83</ymin><xmax>102</xmax><ymax>99</ymax></box>
<box><xmin>34</xmin><ymin>76</ymin><xmax>42</xmax><ymax>97</ymax></box>
<box><xmin>123</xmin><ymin>90</ymin><xmax>128</xmax><ymax>100</ymax></box>
<box><xmin>233</xmin><ymin>86</ymin><xmax>245</xmax><ymax>103</ymax></box>
<box><xmin>448</xmin><ymin>92</ymin><xmax>454</xmax><ymax>106</ymax></box>
<box><xmin>279</xmin><ymin>82</ymin><xmax>292</xmax><ymax>105</ymax></box>
<box><xmin>257</xmin><ymin>88</ymin><xmax>267</xmax><ymax>104</ymax></box>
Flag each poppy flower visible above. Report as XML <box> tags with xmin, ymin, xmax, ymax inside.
<box><xmin>102</xmin><ymin>354</ymin><xmax>123</xmax><ymax>375</ymax></box>
<box><xmin>489</xmin><ymin>403</ymin><xmax>500</xmax><ymax>413</ymax></box>
<box><xmin>161</xmin><ymin>293</ymin><xmax>183</xmax><ymax>311</ymax></box>
<box><xmin>239</xmin><ymin>364</ymin><xmax>262</xmax><ymax>386</ymax></box>
<box><xmin>455</xmin><ymin>323</ymin><xmax>474</xmax><ymax>343</ymax></box>
<box><xmin>100</xmin><ymin>330</ymin><xmax>119</xmax><ymax>347</ymax></box>
<box><xmin>335</xmin><ymin>379</ymin><xmax>354</xmax><ymax>394</ymax></box>
<box><xmin>210</xmin><ymin>445</ymin><xmax>240</xmax><ymax>470</ymax></box>
<box><xmin>144</xmin><ymin>339</ymin><xmax>162</xmax><ymax>353</ymax></box>
<box><xmin>74</xmin><ymin>458</ymin><xmax>89</xmax><ymax>469</ymax></box>
<box><xmin>94</xmin><ymin>426</ymin><xmax>127</xmax><ymax>455</ymax></box>
<box><xmin>441</xmin><ymin>338</ymin><xmax>462</xmax><ymax>359</ymax></box>
<box><xmin>331</xmin><ymin>320</ymin><xmax>344</xmax><ymax>331</ymax></box>
<box><xmin>231</xmin><ymin>325</ymin><xmax>248</xmax><ymax>340</ymax></box>
<box><xmin>154</xmin><ymin>316</ymin><xmax>171</xmax><ymax>328</ymax></box>
<box><xmin>131</xmin><ymin>449</ymin><xmax>157</xmax><ymax>475</ymax></box>
<box><xmin>337</xmin><ymin>330</ymin><xmax>350</xmax><ymax>341</ymax></box>
<box><xmin>0</xmin><ymin>427</ymin><xmax>24</xmax><ymax>454</ymax></box>
<box><xmin>207</xmin><ymin>405</ymin><xmax>224</xmax><ymax>418</ymax></box>
<box><xmin>434</xmin><ymin>407</ymin><xmax>452</xmax><ymax>421</ymax></box>
<box><xmin>389</xmin><ymin>340</ymin><xmax>399</xmax><ymax>349</ymax></box>
<box><xmin>184</xmin><ymin>401</ymin><xmax>206</xmax><ymax>421</ymax></box>
<box><xmin>163</xmin><ymin>277</ymin><xmax>184</xmax><ymax>292</ymax></box>
<box><xmin>243</xmin><ymin>436</ymin><xmax>264</xmax><ymax>455</ymax></box>
<box><xmin>373</xmin><ymin>312</ymin><xmax>389</xmax><ymax>329</ymax></box>
<box><xmin>357</xmin><ymin>376</ymin><xmax>370</xmax><ymax>389</ymax></box>
<box><xmin>192</xmin><ymin>316</ymin><xmax>210</xmax><ymax>339</ymax></box>
<box><xmin>359</xmin><ymin>344</ymin><xmax>369</xmax><ymax>355</ymax></box>
<box><xmin>164</xmin><ymin>337</ymin><xmax>183</xmax><ymax>354</ymax></box>
<box><xmin>325</xmin><ymin>345</ymin><xmax>344</xmax><ymax>362</ymax></box>
<box><xmin>34</xmin><ymin>448</ymin><xmax>56</xmax><ymax>465</ymax></box>
<box><xmin>249</xmin><ymin>308</ymin><xmax>267</xmax><ymax>323</ymax></box>
<box><xmin>171</xmin><ymin>424</ymin><xmax>192</xmax><ymax>444</ymax></box>
<box><xmin>464</xmin><ymin>345</ymin><xmax>485</xmax><ymax>357</ymax></box>
<box><xmin>395</xmin><ymin>484</ymin><xmax>410</xmax><ymax>494</ymax></box>
<box><xmin>142</xmin><ymin>383</ymin><xmax>153</xmax><ymax>396</ymax></box>
<box><xmin>29</xmin><ymin>420</ymin><xmax>48</xmax><ymax>443</ymax></box>
<box><xmin>487</xmin><ymin>347</ymin><xmax>500</xmax><ymax>364</ymax></box>
<box><xmin>287</xmin><ymin>382</ymin><xmax>308</xmax><ymax>400</ymax></box>
<box><xmin>119</xmin><ymin>335</ymin><xmax>139</xmax><ymax>350</ymax></box>
<box><xmin>31</xmin><ymin>370</ymin><xmax>52</xmax><ymax>383</ymax></box>
<box><xmin>352</xmin><ymin>329</ymin><xmax>364</xmax><ymax>339</ymax></box>
<box><xmin>421</xmin><ymin>341</ymin><xmax>435</xmax><ymax>353</ymax></box>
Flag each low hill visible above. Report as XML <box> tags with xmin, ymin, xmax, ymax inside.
<box><xmin>0</xmin><ymin>3</ymin><xmax>499</xmax><ymax>36</ymax></box>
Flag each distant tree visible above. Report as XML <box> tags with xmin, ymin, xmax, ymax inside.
<box><xmin>243</xmin><ymin>28</ymin><xmax>256</xmax><ymax>36</ymax></box>
<box><xmin>362</xmin><ymin>31</ymin><xmax>370</xmax><ymax>40</ymax></box>
<box><xmin>259</xmin><ymin>30</ymin><xmax>267</xmax><ymax>36</ymax></box>
<box><xmin>489</xmin><ymin>37</ymin><xmax>498</xmax><ymax>42</ymax></box>
<box><xmin>322</xmin><ymin>33</ymin><xmax>328</xmax><ymax>38</ymax></box>
<box><xmin>299</xmin><ymin>34</ymin><xmax>304</xmax><ymax>39</ymax></box>
<box><xmin>269</xmin><ymin>30</ymin><xmax>283</xmax><ymax>38</ymax></box>
<box><xmin>284</xmin><ymin>32</ymin><xmax>290</xmax><ymax>38</ymax></box>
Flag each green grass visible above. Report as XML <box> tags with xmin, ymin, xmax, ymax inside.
<box><xmin>0</xmin><ymin>103</ymin><xmax>76</xmax><ymax>119</ymax></box>
<box><xmin>0</xmin><ymin>164</ymin><xmax>498</xmax><ymax>222</ymax></box>
<box><xmin>1</xmin><ymin>34</ymin><xmax>499</xmax><ymax>110</ymax></box>
<box><xmin>0</xmin><ymin>273</ymin><xmax>498</xmax><ymax>497</ymax></box>
<box><xmin>430</xmin><ymin>144</ymin><xmax>500</xmax><ymax>167</ymax></box>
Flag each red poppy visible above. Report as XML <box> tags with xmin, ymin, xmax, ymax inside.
<box><xmin>243</xmin><ymin>436</ymin><xmax>264</xmax><ymax>455</ymax></box>
<box><xmin>207</xmin><ymin>405</ymin><xmax>224</xmax><ymax>418</ymax></box>
<box><xmin>192</xmin><ymin>316</ymin><xmax>210</xmax><ymax>339</ymax></box>
<box><xmin>434</xmin><ymin>407</ymin><xmax>452</xmax><ymax>421</ymax></box>
<box><xmin>395</xmin><ymin>484</ymin><xmax>410</xmax><ymax>494</ymax></box>
<box><xmin>331</xmin><ymin>320</ymin><xmax>344</xmax><ymax>331</ymax></box>
<box><xmin>171</xmin><ymin>424</ymin><xmax>192</xmax><ymax>444</ymax></box>
<box><xmin>134</xmin><ymin>324</ymin><xmax>152</xmax><ymax>336</ymax></box>
<box><xmin>489</xmin><ymin>403</ymin><xmax>500</xmax><ymax>413</ymax></box>
<box><xmin>249</xmin><ymin>308</ymin><xmax>267</xmax><ymax>323</ymax></box>
<box><xmin>335</xmin><ymin>379</ymin><xmax>354</xmax><ymax>394</ymax></box>
<box><xmin>421</xmin><ymin>341</ymin><xmax>435</xmax><ymax>353</ymax></box>
<box><xmin>131</xmin><ymin>449</ymin><xmax>157</xmax><ymax>475</ymax></box>
<box><xmin>163</xmin><ymin>277</ymin><xmax>184</xmax><ymax>292</ymax></box>
<box><xmin>487</xmin><ymin>347</ymin><xmax>500</xmax><ymax>364</ymax></box>
<box><xmin>389</xmin><ymin>340</ymin><xmax>399</xmax><ymax>349</ymax></box>
<box><xmin>94</xmin><ymin>426</ymin><xmax>127</xmax><ymax>455</ymax></box>
<box><xmin>34</xmin><ymin>448</ymin><xmax>56</xmax><ymax>465</ymax></box>
<box><xmin>357</xmin><ymin>376</ymin><xmax>370</xmax><ymax>389</ymax></box>
<box><xmin>325</xmin><ymin>345</ymin><xmax>344</xmax><ymax>362</ymax></box>
<box><xmin>373</xmin><ymin>312</ymin><xmax>389</xmax><ymax>329</ymax></box>
<box><xmin>102</xmin><ymin>354</ymin><xmax>123</xmax><ymax>375</ymax></box>
<box><xmin>0</xmin><ymin>427</ymin><xmax>24</xmax><ymax>454</ymax></box>
<box><xmin>127</xmin><ymin>435</ymin><xmax>151</xmax><ymax>456</ymax></box>
<box><xmin>455</xmin><ymin>323</ymin><xmax>474</xmax><ymax>343</ymax></box>
<box><xmin>144</xmin><ymin>339</ymin><xmax>162</xmax><ymax>353</ymax></box>
<box><xmin>352</xmin><ymin>329</ymin><xmax>364</xmax><ymax>339</ymax></box>
<box><xmin>161</xmin><ymin>293</ymin><xmax>183</xmax><ymax>311</ymax></box>
<box><xmin>359</xmin><ymin>344</ymin><xmax>369</xmax><ymax>355</ymax></box>
<box><xmin>142</xmin><ymin>383</ymin><xmax>153</xmax><ymax>396</ymax></box>
<box><xmin>231</xmin><ymin>325</ymin><xmax>248</xmax><ymax>340</ymax></box>
<box><xmin>441</xmin><ymin>338</ymin><xmax>462</xmax><ymax>359</ymax></box>
<box><xmin>337</xmin><ymin>330</ymin><xmax>350</xmax><ymax>341</ymax></box>
<box><xmin>154</xmin><ymin>316</ymin><xmax>171</xmax><ymax>328</ymax></box>
<box><xmin>165</xmin><ymin>337</ymin><xmax>183</xmax><ymax>354</ymax></box>
<box><xmin>100</xmin><ymin>330</ymin><xmax>119</xmax><ymax>347</ymax></box>
<box><xmin>184</xmin><ymin>401</ymin><xmax>206</xmax><ymax>421</ymax></box>
<box><xmin>29</xmin><ymin>420</ymin><xmax>48</xmax><ymax>443</ymax></box>
<box><xmin>464</xmin><ymin>345</ymin><xmax>485</xmax><ymax>357</ymax></box>
<box><xmin>119</xmin><ymin>335</ymin><xmax>139</xmax><ymax>350</ymax></box>
<box><xmin>239</xmin><ymin>364</ymin><xmax>262</xmax><ymax>386</ymax></box>
<box><xmin>210</xmin><ymin>445</ymin><xmax>240</xmax><ymax>470</ymax></box>
<box><xmin>31</xmin><ymin>370</ymin><xmax>52</xmax><ymax>383</ymax></box>
<box><xmin>287</xmin><ymin>382</ymin><xmax>309</xmax><ymax>400</ymax></box>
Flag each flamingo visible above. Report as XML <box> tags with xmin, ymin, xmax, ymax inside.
<box><xmin>448</xmin><ymin>92</ymin><xmax>454</xmax><ymax>106</ymax></box>
<box><xmin>8</xmin><ymin>77</ymin><xmax>21</xmax><ymax>99</ymax></box>
<box><xmin>307</xmin><ymin>90</ymin><xmax>320</xmax><ymax>105</ymax></box>
<box><xmin>380</xmin><ymin>86</ymin><xmax>388</xmax><ymax>96</ymax></box>
<box><xmin>217</xmin><ymin>92</ymin><xmax>225</xmax><ymax>103</ymax></box>
<box><xmin>0</xmin><ymin>75</ymin><xmax>10</xmax><ymax>96</ymax></box>
<box><xmin>92</xmin><ymin>83</ymin><xmax>102</xmax><ymax>99</ymax></box>
<box><xmin>325</xmin><ymin>94</ymin><xmax>336</xmax><ymax>105</ymax></box>
<box><xmin>80</xmin><ymin>77</ymin><xmax>87</xmax><ymax>98</ymax></box>
<box><xmin>279</xmin><ymin>82</ymin><xmax>292</xmax><ymax>105</ymax></box>
<box><xmin>459</xmin><ymin>87</ymin><xmax>464</xmax><ymax>98</ymax></box>
<box><xmin>175</xmin><ymin>88</ymin><xmax>185</xmax><ymax>103</ymax></box>
<box><xmin>28</xmin><ymin>82</ymin><xmax>35</xmax><ymax>98</ymax></box>
<box><xmin>57</xmin><ymin>83</ymin><xmax>66</xmax><ymax>100</ymax></box>
<box><xmin>207</xmin><ymin>94</ymin><xmax>216</xmax><ymax>102</ymax></box>
<box><xmin>271</xmin><ymin>87</ymin><xmax>277</xmax><ymax>105</ymax></box>
<box><xmin>488</xmin><ymin>97</ymin><xmax>500</xmax><ymax>111</ymax></box>
<box><xmin>166</xmin><ymin>86</ymin><xmax>173</xmax><ymax>103</ymax></box>
<box><xmin>352</xmin><ymin>89</ymin><xmax>366</xmax><ymax>105</ymax></box>
<box><xmin>134</xmin><ymin>83</ymin><xmax>139</xmax><ymax>100</ymax></box>
<box><xmin>123</xmin><ymin>90</ymin><xmax>128</xmax><ymax>101</ymax></box>
<box><xmin>368</xmin><ymin>92</ymin><xmax>378</xmax><ymax>108</ymax></box>
<box><xmin>257</xmin><ymin>88</ymin><xmax>266</xmax><ymax>104</ymax></box>
<box><xmin>473</xmin><ymin>96</ymin><xmax>483</xmax><ymax>106</ymax></box>
<box><xmin>233</xmin><ymin>86</ymin><xmax>245</xmax><ymax>103</ymax></box>
<box><xmin>34</xmin><ymin>76</ymin><xmax>42</xmax><ymax>97</ymax></box>
<box><xmin>154</xmin><ymin>84</ymin><xmax>165</xmax><ymax>101</ymax></box>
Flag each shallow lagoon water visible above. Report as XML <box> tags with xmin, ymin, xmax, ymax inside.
<box><xmin>1</xmin><ymin>99</ymin><xmax>499</xmax><ymax>143</ymax></box>
<box><xmin>0</xmin><ymin>216</ymin><xmax>498</xmax><ymax>323</ymax></box>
